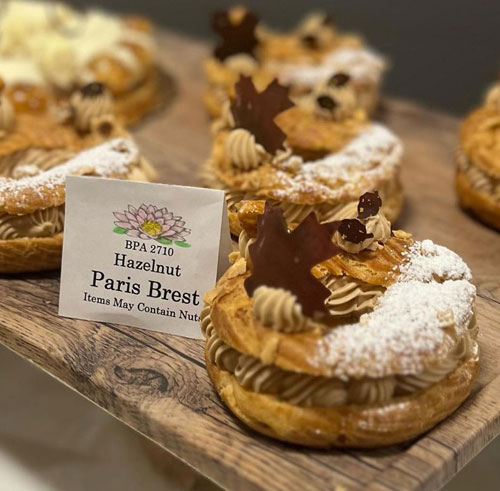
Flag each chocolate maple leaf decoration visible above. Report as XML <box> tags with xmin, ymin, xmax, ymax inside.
<box><xmin>357</xmin><ymin>191</ymin><xmax>382</xmax><ymax>219</ymax></box>
<box><xmin>212</xmin><ymin>10</ymin><xmax>259</xmax><ymax>61</ymax></box>
<box><xmin>231</xmin><ymin>76</ymin><xmax>294</xmax><ymax>154</ymax></box>
<box><xmin>245</xmin><ymin>203</ymin><xmax>340</xmax><ymax>318</ymax></box>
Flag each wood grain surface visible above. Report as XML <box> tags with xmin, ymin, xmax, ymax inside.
<box><xmin>0</xmin><ymin>31</ymin><xmax>499</xmax><ymax>491</ymax></box>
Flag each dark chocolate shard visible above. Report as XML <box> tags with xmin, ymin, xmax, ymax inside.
<box><xmin>337</xmin><ymin>219</ymin><xmax>374</xmax><ymax>244</ymax></box>
<box><xmin>328</xmin><ymin>72</ymin><xmax>351</xmax><ymax>88</ymax></box>
<box><xmin>357</xmin><ymin>191</ymin><xmax>382</xmax><ymax>219</ymax></box>
<box><xmin>80</xmin><ymin>82</ymin><xmax>106</xmax><ymax>98</ymax></box>
<box><xmin>231</xmin><ymin>76</ymin><xmax>294</xmax><ymax>154</ymax></box>
<box><xmin>301</xmin><ymin>34</ymin><xmax>319</xmax><ymax>49</ymax></box>
<box><xmin>322</xmin><ymin>14</ymin><xmax>335</xmax><ymax>27</ymax></box>
<box><xmin>212</xmin><ymin>10</ymin><xmax>259</xmax><ymax>61</ymax></box>
<box><xmin>316</xmin><ymin>94</ymin><xmax>338</xmax><ymax>111</ymax></box>
<box><xmin>245</xmin><ymin>203</ymin><xmax>340</xmax><ymax>318</ymax></box>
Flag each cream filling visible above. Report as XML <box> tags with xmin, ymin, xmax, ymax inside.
<box><xmin>324</xmin><ymin>275</ymin><xmax>384</xmax><ymax>317</ymax></box>
<box><xmin>249</xmin><ymin>274</ymin><xmax>384</xmax><ymax>330</ymax></box>
<box><xmin>224</xmin><ymin>176</ymin><xmax>397</xmax><ymax>228</ymax></box>
<box><xmin>485</xmin><ymin>83</ymin><xmax>500</xmax><ymax>106</ymax></box>
<box><xmin>458</xmin><ymin>151</ymin><xmax>500</xmax><ymax>201</ymax></box>
<box><xmin>267</xmin><ymin>47</ymin><xmax>386</xmax><ymax>90</ymax></box>
<box><xmin>226</xmin><ymin>192</ymin><xmax>360</xmax><ymax>226</ymax></box>
<box><xmin>252</xmin><ymin>286</ymin><xmax>310</xmax><ymax>333</ymax></box>
<box><xmin>0</xmin><ymin>148</ymin><xmax>76</xmax><ymax>178</ymax></box>
<box><xmin>223</xmin><ymin>54</ymin><xmax>258</xmax><ymax>76</ymax></box>
<box><xmin>0</xmin><ymin>3</ymin><xmax>152</xmax><ymax>89</ymax></box>
<box><xmin>0</xmin><ymin>94</ymin><xmax>16</xmax><ymax>135</ymax></box>
<box><xmin>69</xmin><ymin>91</ymin><xmax>114</xmax><ymax>133</ymax></box>
<box><xmin>333</xmin><ymin>213</ymin><xmax>392</xmax><ymax>253</ymax></box>
<box><xmin>206</xmin><ymin>123</ymin><xmax>403</xmax><ymax>206</ymax></box>
<box><xmin>225</xmin><ymin>128</ymin><xmax>266</xmax><ymax>172</ymax></box>
<box><xmin>0</xmin><ymin>205</ymin><xmax>64</xmax><ymax>239</ymax></box>
<box><xmin>202</xmin><ymin>305</ymin><xmax>477</xmax><ymax>408</ymax></box>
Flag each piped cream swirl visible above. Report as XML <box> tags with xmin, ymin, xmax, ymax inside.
<box><xmin>252</xmin><ymin>286</ymin><xmax>310</xmax><ymax>333</ymax></box>
<box><xmin>334</xmin><ymin>212</ymin><xmax>391</xmax><ymax>253</ymax></box>
<box><xmin>348</xmin><ymin>376</ymin><xmax>396</xmax><ymax>404</ymax></box>
<box><xmin>238</xmin><ymin>229</ymin><xmax>255</xmax><ymax>266</ymax></box>
<box><xmin>0</xmin><ymin>205</ymin><xmax>64</xmax><ymax>239</ymax></box>
<box><xmin>0</xmin><ymin>148</ymin><xmax>76</xmax><ymax>178</ymax></box>
<box><xmin>457</xmin><ymin>151</ymin><xmax>500</xmax><ymax>202</ymax></box>
<box><xmin>396</xmin><ymin>327</ymin><xmax>477</xmax><ymax>395</ymax></box>
<box><xmin>324</xmin><ymin>275</ymin><xmax>384</xmax><ymax>317</ymax></box>
<box><xmin>203</xmin><ymin>316</ymin><xmax>475</xmax><ymax>407</ymax></box>
<box><xmin>70</xmin><ymin>86</ymin><xmax>114</xmax><ymax>133</ymax></box>
<box><xmin>224</xmin><ymin>54</ymin><xmax>258</xmax><ymax>75</ymax></box>
<box><xmin>0</xmin><ymin>93</ymin><xmax>15</xmax><ymax>136</ymax></box>
<box><xmin>226</xmin><ymin>128</ymin><xmax>267</xmax><ymax>171</ymax></box>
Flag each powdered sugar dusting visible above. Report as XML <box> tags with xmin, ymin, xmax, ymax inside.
<box><xmin>317</xmin><ymin>241</ymin><xmax>475</xmax><ymax>378</ymax></box>
<box><xmin>272</xmin><ymin>124</ymin><xmax>403</xmax><ymax>201</ymax></box>
<box><xmin>0</xmin><ymin>138</ymin><xmax>139</xmax><ymax>208</ymax></box>
<box><xmin>398</xmin><ymin>240</ymin><xmax>472</xmax><ymax>282</ymax></box>
<box><xmin>273</xmin><ymin>47</ymin><xmax>386</xmax><ymax>88</ymax></box>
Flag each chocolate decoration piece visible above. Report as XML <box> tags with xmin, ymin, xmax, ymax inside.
<box><xmin>212</xmin><ymin>10</ymin><xmax>259</xmax><ymax>61</ymax></box>
<box><xmin>245</xmin><ymin>203</ymin><xmax>340</xmax><ymax>318</ymax></box>
<box><xmin>316</xmin><ymin>94</ymin><xmax>338</xmax><ymax>111</ymax></box>
<box><xmin>231</xmin><ymin>76</ymin><xmax>294</xmax><ymax>154</ymax></box>
<box><xmin>338</xmin><ymin>219</ymin><xmax>374</xmax><ymax>244</ymax></box>
<box><xmin>328</xmin><ymin>72</ymin><xmax>351</xmax><ymax>87</ymax></box>
<box><xmin>357</xmin><ymin>191</ymin><xmax>382</xmax><ymax>219</ymax></box>
<box><xmin>322</xmin><ymin>14</ymin><xmax>335</xmax><ymax>26</ymax></box>
<box><xmin>80</xmin><ymin>82</ymin><xmax>106</xmax><ymax>98</ymax></box>
<box><xmin>301</xmin><ymin>34</ymin><xmax>319</xmax><ymax>50</ymax></box>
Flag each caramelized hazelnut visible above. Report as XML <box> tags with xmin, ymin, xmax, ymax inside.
<box><xmin>301</xmin><ymin>34</ymin><xmax>319</xmax><ymax>50</ymax></box>
<box><xmin>6</xmin><ymin>84</ymin><xmax>48</xmax><ymax>113</ymax></box>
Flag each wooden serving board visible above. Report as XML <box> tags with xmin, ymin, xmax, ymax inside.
<box><xmin>1</xmin><ymin>31</ymin><xmax>499</xmax><ymax>491</ymax></box>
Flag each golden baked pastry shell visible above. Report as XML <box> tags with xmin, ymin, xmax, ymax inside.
<box><xmin>456</xmin><ymin>171</ymin><xmax>500</xmax><ymax>230</ymax></box>
<box><xmin>113</xmin><ymin>68</ymin><xmax>166</xmax><ymax>126</ymax></box>
<box><xmin>208</xmin><ymin>245</ymin><xmax>453</xmax><ymax>380</ymax></box>
<box><xmin>459</xmin><ymin>104</ymin><xmax>500</xmax><ymax>178</ymax></box>
<box><xmin>206</xmin><ymin>354</ymin><xmax>478</xmax><ymax>448</ymax></box>
<box><xmin>0</xmin><ymin>233</ymin><xmax>63</xmax><ymax>273</ymax></box>
<box><xmin>227</xmin><ymin>177</ymin><xmax>404</xmax><ymax>237</ymax></box>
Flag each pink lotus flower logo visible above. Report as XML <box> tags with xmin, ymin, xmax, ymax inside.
<box><xmin>113</xmin><ymin>204</ymin><xmax>191</xmax><ymax>247</ymax></box>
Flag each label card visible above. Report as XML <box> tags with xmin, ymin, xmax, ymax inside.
<box><xmin>59</xmin><ymin>176</ymin><xmax>231</xmax><ymax>339</ymax></box>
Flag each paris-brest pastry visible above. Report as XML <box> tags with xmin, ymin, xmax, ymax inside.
<box><xmin>202</xmin><ymin>196</ymin><xmax>479</xmax><ymax>447</ymax></box>
<box><xmin>0</xmin><ymin>81</ymin><xmax>155</xmax><ymax>273</ymax></box>
<box><xmin>202</xmin><ymin>75</ymin><xmax>403</xmax><ymax>236</ymax></box>
<box><xmin>457</xmin><ymin>75</ymin><xmax>500</xmax><ymax>229</ymax></box>
<box><xmin>0</xmin><ymin>1</ymin><xmax>161</xmax><ymax>125</ymax></box>
<box><xmin>204</xmin><ymin>7</ymin><xmax>386</xmax><ymax>119</ymax></box>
